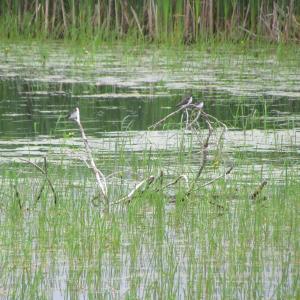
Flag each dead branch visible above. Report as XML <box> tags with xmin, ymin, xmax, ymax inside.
<box><xmin>160</xmin><ymin>174</ymin><xmax>189</xmax><ymax>191</ymax></box>
<box><xmin>114</xmin><ymin>175</ymin><xmax>155</xmax><ymax>205</ymax></box>
<box><xmin>68</xmin><ymin>108</ymin><xmax>108</xmax><ymax>207</ymax></box>
<box><xmin>20</xmin><ymin>157</ymin><xmax>57</xmax><ymax>205</ymax></box>
<box><xmin>148</xmin><ymin>105</ymin><xmax>187</xmax><ymax>130</ymax></box>
<box><xmin>197</xmin><ymin>166</ymin><xmax>234</xmax><ymax>189</ymax></box>
<box><xmin>251</xmin><ymin>180</ymin><xmax>267</xmax><ymax>200</ymax></box>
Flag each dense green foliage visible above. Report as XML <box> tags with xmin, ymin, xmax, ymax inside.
<box><xmin>1</xmin><ymin>0</ymin><xmax>300</xmax><ymax>43</ymax></box>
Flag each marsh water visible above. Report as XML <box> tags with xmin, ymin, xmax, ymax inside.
<box><xmin>0</xmin><ymin>42</ymin><xmax>299</xmax><ymax>299</ymax></box>
<box><xmin>1</xmin><ymin>43</ymin><xmax>299</xmax><ymax>171</ymax></box>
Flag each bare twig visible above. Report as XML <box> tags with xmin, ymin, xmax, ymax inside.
<box><xmin>148</xmin><ymin>105</ymin><xmax>187</xmax><ymax>130</ymax></box>
<box><xmin>185</xmin><ymin>117</ymin><xmax>213</xmax><ymax>197</ymax></box>
<box><xmin>160</xmin><ymin>175</ymin><xmax>189</xmax><ymax>191</ymax></box>
<box><xmin>198</xmin><ymin>166</ymin><xmax>233</xmax><ymax>189</ymax></box>
<box><xmin>68</xmin><ymin>108</ymin><xmax>108</xmax><ymax>207</ymax></box>
<box><xmin>20</xmin><ymin>158</ymin><xmax>57</xmax><ymax>205</ymax></box>
<box><xmin>114</xmin><ymin>175</ymin><xmax>155</xmax><ymax>205</ymax></box>
<box><xmin>251</xmin><ymin>180</ymin><xmax>267</xmax><ymax>200</ymax></box>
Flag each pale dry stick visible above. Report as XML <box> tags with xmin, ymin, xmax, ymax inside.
<box><xmin>148</xmin><ymin>105</ymin><xmax>187</xmax><ymax>130</ymax></box>
<box><xmin>186</xmin><ymin>109</ymin><xmax>202</xmax><ymax>129</ymax></box>
<box><xmin>158</xmin><ymin>174</ymin><xmax>189</xmax><ymax>191</ymax></box>
<box><xmin>186</xmin><ymin>117</ymin><xmax>213</xmax><ymax>196</ymax></box>
<box><xmin>185</xmin><ymin>109</ymin><xmax>190</xmax><ymax>129</ymax></box>
<box><xmin>202</xmin><ymin>111</ymin><xmax>228</xmax><ymax>131</ymax></box>
<box><xmin>68</xmin><ymin>108</ymin><xmax>108</xmax><ymax>207</ymax></box>
<box><xmin>113</xmin><ymin>175</ymin><xmax>155</xmax><ymax>205</ymax></box>
<box><xmin>20</xmin><ymin>158</ymin><xmax>57</xmax><ymax>205</ymax></box>
<box><xmin>196</xmin><ymin>166</ymin><xmax>234</xmax><ymax>189</ymax></box>
<box><xmin>195</xmin><ymin>118</ymin><xmax>213</xmax><ymax>180</ymax></box>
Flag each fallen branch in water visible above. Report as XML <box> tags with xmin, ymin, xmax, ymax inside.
<box><xmin>198</xmin><ymin>166</ymin><xmax>234</xmax><ymax>189</ymax></box>
<box><xmin>158</xmin><ymin>174</ymin><xmax>189</xmax><ymax>191</ymax></box>
<box><xmin>68</xmin><ymin>107</ymin><xmax>108</xmax><ymax>208</ymax></box>
<box><xmin>185</xmin><ymin>116</ymin><xmax>213</xmax><ymax>197</ymax></box>
<box><xmin>67</xmin><ymin>97</ymin><xmax>229</xmax><ymax>208</ymax></box>
<box><xmin>114</xmin><ymin>175</ymin><xmax>156</xmax><ymax>205</ymax></box>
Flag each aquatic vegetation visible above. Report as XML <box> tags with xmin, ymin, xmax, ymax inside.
<box><xmin>0</xmin><ymin>1</ymin><xmax>300</xmax><ymax>43</ymax></box>
<box><xmin>0</xmin><ymin>41</ymin><xmax>299</xmax><ymax>298</ymax></box>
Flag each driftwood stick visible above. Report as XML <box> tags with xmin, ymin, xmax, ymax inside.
<box><xmin>195</xmin><ymin>118</ymin><xmax>213</xmax><ymax>180</ymax></box>
<box><xmin>198</xmin><ymin>166</ymin><xmax>234</xmax><ymax>189</ymax></box>
<box><xmin>114</xmin><ymin>175</ymin><xmax>155</xmax><ymax>205</ymax></box>
<box><xmin>202</xmin><ymin>111</ymin><xmax>228</xmax><ymax>131</ymax></box>
<box><xmin>148</xmin><ymin>105</ymin><xmax>187</xmax><ymax>130</ymax></box>
<box><xmin>187</xmin><ymin>109</ymin><xmax>202</xmax><ymax>129</ymax></box>
<box><xmin>68</xmin><ymin>108</ymin><xmax>108</xmax><ymax>207</ymax></box>
<box><xmin>186</xmin><ymin>118</ymin><xmax>213</xmax><ymax>196</ymax></box>
<box><xmin>157</xmin><ymin>174</ymin><xmax>189</xmax><ymax>192</ymax></box>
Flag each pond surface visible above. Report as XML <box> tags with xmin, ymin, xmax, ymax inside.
<box><xmin>0</xmin><ymin>42</ymin><xmax>299</xmax><ymax>299</ymax></box>
<box><xmin>1</xmin><ymin>43</ymin><xmax>299</xmax><ymax>172</ymax></box>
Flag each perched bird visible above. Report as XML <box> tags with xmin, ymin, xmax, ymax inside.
<box><xmin>67</xmin><ymin>107</ymin><xmax>80</xmax><ymax>123</ymax></box>
<box><xmin>194</xmin><ymin>101</ymin><xmax>204</xmax><ymax>110</ymax></box>
<box><xmin>176</xmin><ymin>95</ymin><xmax>193</xmax><ymax>107</ymax></box>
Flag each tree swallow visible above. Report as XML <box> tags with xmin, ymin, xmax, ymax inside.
<box><xmin>194</xmin><ymin>102</ymin><xmax>204</xmax><ymax>110</ymax></box>
<box><xmin>67</xmin><ymin>107</ymin><xmax>80</xmax><ymax>123</ymax></box>
<box><xmin>176</xmin><ymin>95</ymin><xmax>193</xmax><ymax>107</ymax></box>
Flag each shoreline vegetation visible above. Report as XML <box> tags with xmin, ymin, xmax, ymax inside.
<box><xmin>1</xmin><ymin>0</ymin><xmax>299</xmax><ymax>44</ymax></box>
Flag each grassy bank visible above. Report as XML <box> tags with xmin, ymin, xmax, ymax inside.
<box><xmin>1</xmin><ymin>0</ymin><xmax>300</xmax><ymax>43</ymax></box>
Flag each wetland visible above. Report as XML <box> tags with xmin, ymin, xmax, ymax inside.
<box><xmin>0</xmin><ymin>41</ymin><xmax>299</xmax><ymax>299</ymax></box>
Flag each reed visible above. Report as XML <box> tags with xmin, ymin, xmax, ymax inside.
<box><xmin>0</xmin><ymin>0</ymin><xmax>299</xmax><ymax>43</ymax></box>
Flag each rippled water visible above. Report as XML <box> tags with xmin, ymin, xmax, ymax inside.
<box><xmin>0</xmin><ymin>42</ymin><xmax>299</xmax><ymax>168</ymax></box>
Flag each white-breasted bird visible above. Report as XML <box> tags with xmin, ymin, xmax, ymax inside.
<box><xmin>67</xmin><ymin>107</ymin><xmax>80</xmax><ymax>123</ymax></box>
<box><xmin>194</xmin><ymin>101</ymin><xmax>204</xmax><ymax>110</ymax></box>
<box><xmin>176</xmin><ymin>95</ymin><xmax>193</xmax><ymax>107</ymax></box>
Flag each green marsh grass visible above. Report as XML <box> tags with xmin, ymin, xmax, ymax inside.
<box><xmin>0</xmin><ymin>125</ymin><xmax>299</xmax><ymax>298</ymax></box>
<box><xmin>1</xmin><ymin>1</ymin><xmax>300</xmax><ymax>43</ymax></box>
<box><xmin>0</xmin><ymin>39</ymin><xmax>299</xmax><ymax>298</ymax></box>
